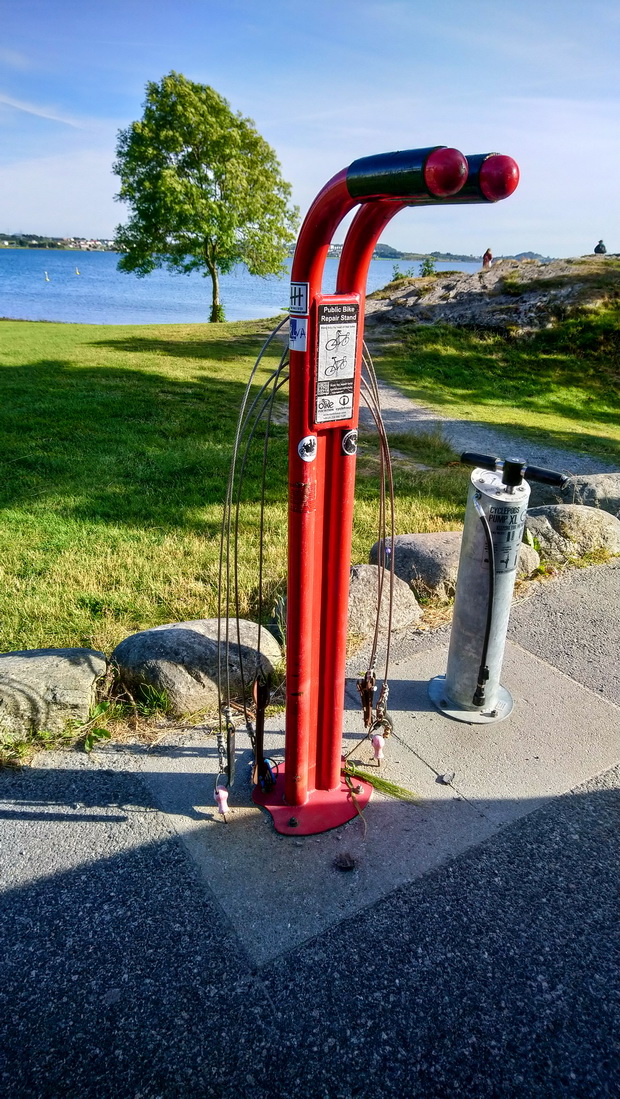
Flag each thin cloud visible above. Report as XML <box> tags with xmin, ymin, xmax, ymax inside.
<box><xmin>0</xmin><ymin>48</ymin><xmax>32</xmax><ymax>71</ymax></box>
<box><xmin>0</xmin><ymin>93</ymin><xmax>85</xmax><ymax>129</ymax></box>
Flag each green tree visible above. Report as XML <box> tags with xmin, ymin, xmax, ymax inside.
<box><xmin>113</xmin><ymin>72</ymin><xmax>299</xmax><ymax>321</ymax></box>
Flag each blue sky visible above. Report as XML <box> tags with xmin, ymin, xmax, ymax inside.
<box><xmin>1</xmin><ymin>0</ymin><xmax>618</xmax><ymax>256</ymax></box>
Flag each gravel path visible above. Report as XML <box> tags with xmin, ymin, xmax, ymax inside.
<box><xmin>361</xmin><ymin>373</ymin><xmax>618</xmax><ymax>476</ymax></box>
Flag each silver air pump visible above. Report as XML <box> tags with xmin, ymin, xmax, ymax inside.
<box><xmin>429</xmin><ymin>453</ymin><xmax>567</xmax><ymax>724</ymax></box>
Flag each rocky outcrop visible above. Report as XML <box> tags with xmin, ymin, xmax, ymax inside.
<box><xmin>112</xmin><ymin>619</ymin><xmax>282</xmax><ymax>716</ymax></box>
<box><xmin>347</xmin><ymin>564</ymin><xmax>422</xmax><ymax>636</ymax></box>
<box><xmin>526</xmin><ymin>505</ymin><xmax>620</xmax><ymax>563</ymax></box>
<box><xmin>365</xmin><ymin>256</ymin><xmax>618</xmax><ymax>333</ymax></box>
<box><xmin>0</xmin><ymin>648</ymin><xmax>107</xmax><ymax>740</ymax></box>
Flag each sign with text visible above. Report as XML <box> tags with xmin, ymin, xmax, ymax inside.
<box><xmin>314</xmin><ymin>300</ymin><xmax>359</xmax><ymax>425</ymax></box>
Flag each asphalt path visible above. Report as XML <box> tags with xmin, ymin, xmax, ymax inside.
<box><xmin>1</xmin><ymin>559</ymin><xmax>618</xmax><ymax>1098</ymax></box>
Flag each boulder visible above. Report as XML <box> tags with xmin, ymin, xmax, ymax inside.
<box><xmin>0</xmin><ymin>648</ymin><xmax>107</xmax><ymax>740</ymax></box>
<box><xmin>526</xmin><ymin>481</ymin><xmax>564</xmax><ymax>509</ymax></box>
<box><xmin>526</xmin><ymin>504</ymin><xmax>620</xmax><ymax>563</ymax></box>
<box><xmin>562</xmin><ymin>473</ymin><xmax>620</xmax><ymax>517</ymax></box>
<box><xmin>517</xmin><ymin>543</ymin><xmax>541</xmax><ymax>577</ymax></box>
<box><xmin>370</xmin><ymin>532</ymin><xmax>541</xmax><ymax>597</ymax></box>
<box><xmin>370</xmin><ymin>532</ymin><xmax>462</xmax><ymax>600</ymax></box>
<box><xmin>112</xmin><ymin>619</ymin><xmax>282</xmax><ymax>716</ymax></box>
<box><xmin>528</xmin><ymin>473</ymin><xmax>620</xmax><ymax>517</ymax></box>
<box><xmin>347</xmin><ymin>564</ymin><xmax>422</xmax><ymax>637</ymax></box>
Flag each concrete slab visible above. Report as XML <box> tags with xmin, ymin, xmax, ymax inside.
<box><xmin>377</xmin><ymin>641</ymin><xmax>620</xmax><ymax>825</ymax></box>
<box><xmin>508</xmin><ymin>559</ymin><xmax>620</xmax><ymax>705</ymax></box>
<box><xmin>137</xmin><ymin>727</ymin><xmax>494</xmax><ymax>965</ymax></box>
<box><xmin>134</xmin><ymin>637</ymin><xmax>619</xmax><ymax>965</ymax></box>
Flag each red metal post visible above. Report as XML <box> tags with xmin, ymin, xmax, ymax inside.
<box><xmin>316</xmin><ymin>200</ymin><xmax>406</xmax><ymax>785</ymax></box>
<box><xmin>253</xmin><ymin>148</ymin><xmax>518</xmax><ymax>835</ymax></box>
<box><xmin>283</xmin><ymin>169</ymin><xmax>357</xmax><ymax>809</ymax></box>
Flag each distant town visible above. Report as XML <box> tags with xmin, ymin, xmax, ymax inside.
<box><xmin>0</xmin><ymin>234</ymin><xmax>116</xmax><ymax>251</ymax></box>
<box><xmin>1</xmin><ymin>234</ymin><xmax>553</xmax><ymax>263</ymax></box>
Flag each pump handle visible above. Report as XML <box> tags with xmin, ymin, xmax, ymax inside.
<box><xmin>461</xmin><ymin>451</ymin><xmax>499</xmax><ymax>471</ymax></box>
<box><xmin>523</xmin><ymin>463</ymin><xmax>568</xmax><ymax>488</ymax></box>
<box><xmin>460</xmin><ymin>452</ymin><xmax>568</xmax><ymax>488</ymax></box>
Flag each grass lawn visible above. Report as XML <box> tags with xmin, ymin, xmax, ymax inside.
<box><xmin>371</xmin><ymin>301</ymin><xmax>620</xmax><ymax>464</ymax></box>
<box><xmin>0</xmin><ymin>317</ymin><xmax>469</xmax><ymax>656</ymax></box>
<box><xmin>1</xmin><ymin>300</ymin><xmax>617</xmax><ymax>659</ymax></box>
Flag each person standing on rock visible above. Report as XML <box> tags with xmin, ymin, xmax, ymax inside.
<box><xmin>482</xmin><ymin>248</ymin><xmax>493</xmax><ymax>268</ymax></box>
<box><xmin>594</xmin><ymin>240</ymin><xmax>607</xmax><ymax>255</ymax></box>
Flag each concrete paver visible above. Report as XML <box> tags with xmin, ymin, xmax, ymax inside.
<box><xmin>136</xmin><ymin>727</ymin><xmax>495</xmax><ymax>964</ymax></box>
<box><xmin>378</xmin><ymin>641</ymin><xmax>620</xmax><ymax>824</ymax></box>
<box><xmin>132</xmin><ymin>625</ymin><xmax>619</xmax><ymax>964</ymax></box>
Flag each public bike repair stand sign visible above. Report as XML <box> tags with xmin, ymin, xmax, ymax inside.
<box><xmin>253</xmin><ymin>146</ymin><xmax>520</xmax><ymax>834</ymax></box>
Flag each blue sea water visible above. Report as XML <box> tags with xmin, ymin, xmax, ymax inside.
<box><xmin>0</xmin><ymin>248</ymin><xmax>481</xmax><ymax>326</ymax></box>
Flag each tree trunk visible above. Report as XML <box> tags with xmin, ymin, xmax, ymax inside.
<box><xmin>204</xmin><ymin>245</ymin><xmax>223</xmax><ymax>322</ymax></box>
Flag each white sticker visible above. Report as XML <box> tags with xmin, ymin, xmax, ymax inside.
<box><xmin>289</xmin><ymin>316</ymin><xmax>308</xmax><ymax>351</ymax></box>
<box><xmin>317</xmin><ymin>323</ymin><xmax>356</xmax><ymax>383</ymax></box>
<box><xmin>298</xmin><ymin>435</ymin><xmax>317</xmax><ymax>462</ymax></box>
<box><xmin>289</xmin><ymin>282</ymin><xmax>309</xmax><ymax>315</ymax></box>
<box><xmin>315</xmin><ymin>301</ymin><xmax>359</xmax><ymax>424</ymax></box>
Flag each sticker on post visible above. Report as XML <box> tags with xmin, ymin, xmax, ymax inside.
<box><xmin>290</xmin><ymin>282</ymin><xmax>309</xmax><ymax>315</ymax></box>
<box><xmin>341</xmin><ymin>429</ymin><xmax>358</xmax><ymax>455</ymax></box>
<box><xmin>315</xmin><ymin>301</ymin><xmax>359</xmax><ymax>424</ymax></box>
<box><xmin>298</xmin><ymin>435</ymin><xmax>317</xmax><ymax>462</ymax></box>
<box><xmin>289</xmin><ymin>316</ymin><xmax>308</xmax><ymax>351</ymax></box>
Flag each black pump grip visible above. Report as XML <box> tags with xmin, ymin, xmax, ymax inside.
<box><xmin>460</xmin><ymin>452</ymin><xmax>568</xmax><ymax>488</ymax></box>
<box><xmin>346</xmin><ymin>146</ymin><xmax>438</xmax><ymax>199</ymax></box>
<box><xmin>523</xmin><ymin>464</ymin><xmax>568</xmax><ymax>488</ymax></box>
<box><xmin>460</xmin><ymin>451</ymin><xmax>499</xmax><ymax>471</ymax></box>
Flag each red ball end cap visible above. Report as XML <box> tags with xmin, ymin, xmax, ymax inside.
<box><xmin>479</xmin><ymin>155</ymin><xmax>520</xmax><ymax>201</ymax></box>
<box><xmin>424</xmin><ymin>147</ymin><xmax>468</xmax><ymax>197</ymax></box>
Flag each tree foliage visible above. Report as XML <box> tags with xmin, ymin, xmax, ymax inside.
<box><xmin>113</xmin><ymin>72</ymin><xmax>299</xmax><ymax>321</ymax></box>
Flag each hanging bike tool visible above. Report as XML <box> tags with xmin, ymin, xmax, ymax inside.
<box><xmin>429</xmin><ymin>453</ymin><xmax>567</xmax><ymax>724</ymax></box>
<box><xmin>252</xmin><ymin>674</ymin><xmax>276</xmax><ymax>793</ymax></box>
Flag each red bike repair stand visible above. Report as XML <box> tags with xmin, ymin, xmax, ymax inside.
<box><xmin>253</xmin><ymin>147</ymin><xmax>519</xmax><ymax>835</ymax></box>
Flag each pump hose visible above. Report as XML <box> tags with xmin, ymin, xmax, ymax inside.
<box><xmin>472</xmin><ymin>496</ymin><xmax>495</xmax><ymax>708</ymax></box>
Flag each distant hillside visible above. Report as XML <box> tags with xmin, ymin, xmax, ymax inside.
<box><xmin>289</xmin><ymin>242</ymin><xmax>557</xmax><ymax>263</ymax></box>
<box><xmin>500</xmin><ymin>251</ymin><xmax>555</xmax><ymax>262</ymax></box>
<box><xmin>373</xmin><ymin>243</ymin><xmax>403</xmax><ymax>258</ymax></box>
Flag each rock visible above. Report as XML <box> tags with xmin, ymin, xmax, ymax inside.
<box><xmin>364</xmin><ymin>256</ymin><xmax>615</xmax><ymax>334</ymax></box>
<box><xmin>370</xmin><ymin>532</ymin><xmax>462</xmax><ymax>600</ymax></box>
<box><xmin>370</xmin><ymin>532</ymin><xmax>540</xmax><ymax>596</ymax></box>
<box><xmin>526</xmin><ymin>481</ymin><xmax>564</xmax><ymax>508</ymax></box>
<box><xmin>347</xmin><ymin>564</ymin><xmax>422</xmax><ymax>637</ymax></box>
<box><xmin>517</xmin><ymin>543</ymin><xmax>541</xmax><ymax>577</ymax></box>
<box><xmin>0</xmin><ymin>648</ymin><xmax>107</xmax><ymax>740</ymax></box>
<box><xmin>562</xmin><ymin>473</ymin><xmax>620</xmax><ymax>517</ymax></box>
<box><xmin>528</xmin><ymin>473</ymin><xmax>620</xmax><ymax>516</ymax></box>
<box><xmin>525</xmin><ymin>504</ymin><xmax>620</xmax><ymax>563</ymax></box>
<box><xmin>112</xmin><ymin>619</ymin><xmax>282</xmax><ymax>716</ymax></box>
